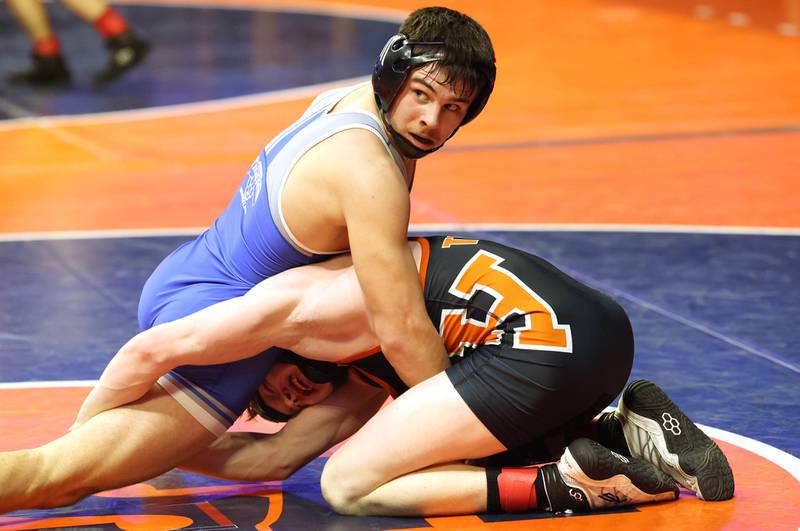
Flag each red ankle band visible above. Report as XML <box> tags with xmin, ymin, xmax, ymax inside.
<box><xmin>33</xmin><ymin>36</ymin><xmax>61</xmax><ymax>57</ymax></box>
<box><xmin>94</xmin><ymin>8</ymin><xmax>129</xmax><ymax>39</ymax></box>
<box><xmin>497</xmin><ymin>467</ymin><xmax>539</xmax><ymax>513</ymax></box>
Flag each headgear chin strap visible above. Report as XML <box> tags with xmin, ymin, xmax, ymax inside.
<box><xmin>373</xmin><ymin>34</ymin><xmax>445</xmax><ymax>159</ymax></box>
<box><xmin>253</xmin><ymin>392</ymin><xmax>292</xmax><ymax>423</ymax></box>
<box><xmin>382</xmin><ymin>117</ymin><xmax>443</xmax><ymax>159</ymax></box>
<box><xmin>373</xmin><ymin>34</ymin><xmax>445</xmax><ymax>116</ymax></box>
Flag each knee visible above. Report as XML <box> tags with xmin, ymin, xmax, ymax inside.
<box><xmin>320</xmin><ymin>455</ymin><xmax>369</xmax><ymax>516</ymax></box>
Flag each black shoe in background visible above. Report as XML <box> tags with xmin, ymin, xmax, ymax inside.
<box><xmin>94</xmin><ymin>32</ymin><xmax>151</xmax><ymax>86</ymax></box>
<box><xmin>7</xmin><ymin>53</ymin><xmax>71</xmax><ymax>87</ymax></box>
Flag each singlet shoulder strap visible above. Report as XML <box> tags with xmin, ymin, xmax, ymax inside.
<box><xmin>262</xmin><ymin>84</ymin><xmax>406</xmax><ymax>257</ymax></box>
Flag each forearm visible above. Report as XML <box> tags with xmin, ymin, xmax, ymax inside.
<box><xmin>183</xmin><ymin>378</ymin><xmax>386</xmax><ymax>481</ymax></box>
<box><xmin>335</xmin><ymin>148</ymin><xmax>450</xmax><ymax>386</ymax></box>
<box><xmin>376</xmin><ymin>316</ymin><xmax>450</xmax><ymax>387</ymax></box>
<box><xmin>73</xmin><ymin>381</ymin><xmax>152</xmax><ymax>429</ymax></box>
<box><xmin>73</xmin><ymin>334</ymin><xmax>169</xmax><ymax>427</ymax></box>
<box><xmin>359</xmin><ymin>248</ymin><xmax>450</xmax><ymax>387</ymax></box>
<box><xmin>73</xmin><ymin>287</ymin><xmax>296</xmax><ymax>427</ymax></box>
<box><xmin>180</xmin><ymin>433</ymin><xmax>300</xmax><ymax>481</ymax></box>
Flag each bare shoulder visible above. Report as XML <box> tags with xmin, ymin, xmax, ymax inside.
<box><xmin>319</xmin><ymin>127</ymin><xmax>398</xmax><ymax>172</ymax></box>
<box><xmin>296</xmin><ymin>84</ymin><xmax>402</xmax><ymax>183</ymax></box>
<box><xmin>307</xmin><ymin>129</ymin><xmax>407</xmax><ymax>197</ymax></box>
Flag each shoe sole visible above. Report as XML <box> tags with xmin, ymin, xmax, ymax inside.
<box><xmin>558</xmin><ymin>438</ymin><xmax>679</xmax><ymax>511</ymax></box>
<box><xmin>7</xmin><ymin>72</ymin><xmax>71</xmax><ymax>87</ymax></box>
<box><xmin>617</xmin><ymin>380</ymin><xmax>735</xmax><ymax>501</ymax></box>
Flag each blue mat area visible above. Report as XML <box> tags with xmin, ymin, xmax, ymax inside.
<box><xmin>1</xmin><ymin>231</ymin><xmax>797</xmax><ymax>457</ymax></box>
<box><xmin>0</xmin><ymin>4</ymin><xmax>397</xmax><ymax>117</ymax></box>
<box><xmin>457</xmin><ymin>230</ymin><xmax>800</xmax><ymax>456</ymax></box>
<box><xmin>6</xmin><ymin>456</ymin><xmax>436</xmax><ymax>530</ymax></box>
<box><xmin>7</xmin><ymin>452</ymin><xmax>637</xmax><ymax>527</ymax></box>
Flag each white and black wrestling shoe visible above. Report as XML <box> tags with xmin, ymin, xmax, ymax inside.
<box><xmin>616</xmin><ymin>379</ymin><xmax>735</xmax><ymax>501</ymax></box>
<box><xmin>539</xmin><ymin>438</ymin><xmax>679</xmax><ymax>513</ymax></box>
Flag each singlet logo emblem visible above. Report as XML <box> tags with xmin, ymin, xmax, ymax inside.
<box><xmin>439</xmin><ymin>250</ymin><xmax>573</xmax><ymax>356</ymax></box>
<box><xmin>239</xmin><ymin>158</ymin><xmax>263</xmax><ymax>214</ymax></box>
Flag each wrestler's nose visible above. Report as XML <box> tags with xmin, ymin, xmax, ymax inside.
<box><xmin>283</xmin><ymin>389</ymin><xmax>299</xmax><ymax>410</ymax></box>
<box><xmin>419</xmin><ymin>103</ymin><xmax>440</xmax><ymax>130</ymax></box>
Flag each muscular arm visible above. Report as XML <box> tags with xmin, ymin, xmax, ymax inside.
<box><xmin>180</xmin><ymin>374</ymin><xmax>387</xmax><ymax>481</ymax></box>
<box><xmin>73</xmin><ymin>270</ymin><xmax>312</xmax><ymax>427</ymax></box>
<box><xmin>73</xmin><ymin>254</ymin><xmax>382</xmax><ymax>427</ymax></box>
<box><xmin>334</xmin><ymin>132</ymin><xmax>450</xmax><ymax>386</ymax></box>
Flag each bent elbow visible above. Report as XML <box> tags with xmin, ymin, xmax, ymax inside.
<box><xmin>248</xmin><ymin>457</ymin><xmax>303</xmax><ymax>482</ymax></box>
<box><xmin>266</xmin><ymin>463</ymin><xmax>295</xmax><ymax>482</ymax></box>
<box><xmin>375</xmin><ymin>333</ymin><xmax>408</xmax><ymax>361</ymax></box>
<box><xmin>123</xmin><ymin>327</ymin><xmax>176</xmax><ymax>373</ymax></box>
<box><xmin>373</xmin><ymin>317</ymin><xmax>434</xmax><ymax>356</ymax></box>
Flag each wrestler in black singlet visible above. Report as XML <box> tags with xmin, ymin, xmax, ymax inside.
<box><xmin>348</xmin><ymin>236</ymin><xmax>633</xmax><ymax>450</ymax></box>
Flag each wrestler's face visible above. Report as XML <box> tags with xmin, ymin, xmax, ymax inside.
<box><xmin>258</xmin><ymin>361</ymin><xmax>335</xmax><ymax>418</ymax></box>
<box><xmin>387</xmin><ymin>64</ymin><xmax>475</xmax><ymax>150</ymax></box>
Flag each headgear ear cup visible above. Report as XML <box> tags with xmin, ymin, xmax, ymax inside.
<box><xmin>372</xmin><ymin>34</ymin><xmax>445</xmax><ymax>115</ymax></box>
<box><xmin>297</xmin><ymin>358</ymin><xmax>348</xmax><ymax>386</ymax></box>
<box><xmin>278</xmin><ymin>351</ymin><xmax>348</xmax><ymax>386</ymax></box>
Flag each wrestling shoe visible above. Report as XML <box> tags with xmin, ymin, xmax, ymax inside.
<box><xmin>616</xmin><ymin>379</ymin><xmax>734</xmax><ymax>501</ymax></box>
<box><xmin>94</xmin><ymin>32</ymin><xmax>150</xmax><ymax>86</ymax></box>
<box><xmin>7</xmin><ymin>54</ymin><xmax>71</xmax><ymax>87</ymax></box>
<box><xmin>538</xmin><ymin>438</ymin><xmax>679</xmax><ymax>513</ymax></box>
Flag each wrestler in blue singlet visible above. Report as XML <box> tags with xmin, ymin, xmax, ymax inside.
<box><xmin>137</xmin><ymin>82</ymin><xmax>405</xmax><ymax>435</ymax></box>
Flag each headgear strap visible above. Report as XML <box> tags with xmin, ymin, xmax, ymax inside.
<box><xmin>373</xmin><ymin>34</ymin><xmax>446</xmax><ymax>159</ymax></box>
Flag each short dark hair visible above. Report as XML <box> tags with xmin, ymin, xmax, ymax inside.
<box><xmin>400</xmin><ymin>7</ymin><xmax>496</xmax><ymax>101</ymax></box>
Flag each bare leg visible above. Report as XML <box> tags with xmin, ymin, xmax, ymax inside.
<box><xmin>0</xmin><ymin>383</ymin><xmax>216</xmax><ymax>513</ymax></box>
<box><xmin>6</xmin><ymin>0</ymin><xmax>53</xmax><ymax>41</ymax></box>
<box><xmin>320</xmin><ymin>372</ymin><xmax>507</xmax><ymax>516</ymax></box>
<box><xmin>339</xmin><ymin>462</ymin><xmax>490</xmax><ymax>516</ymax></box>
